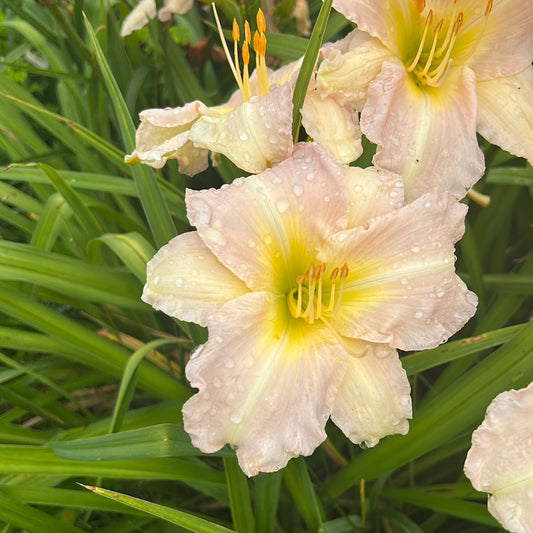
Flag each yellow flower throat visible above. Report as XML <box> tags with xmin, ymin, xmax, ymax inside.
<box><xmin>288</xmin><ymin>263</ymin><xmax>349</xmax><ymax>324</ymax></box>
<box><xmin>407</xmin><ymin>0</ymin><xmax>493</xmax><ymax>87</ymax></box>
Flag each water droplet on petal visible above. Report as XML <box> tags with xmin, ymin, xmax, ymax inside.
<box><xmin>239</xmin><ymin>132</ymin><xmax>248</xmax><ymax>141</ymax></box>
<box><xmin>224</xmin><ymin>358</ymin><xmax>235</xmax><ymax>368</ymax></box>
<box><xmin>414</xmin><ymin>310</ymin><xmax>423</xmax><ymax>319</ymax></box>
<box><xmin>275</xmin><ymin>199</ymin><xmax>289</xmax><ymax>213</ymax></box>
<box><xmin>400</xmin><ymin>277</ymin><xmax>408</xmax><ymax>285</ymax></box>
<box><xmin>230</xmin><ymin>409</ymin><xmax>244</xmax><ymax>424</ymax></box>
<box><xmin>175</xmin><ymin>277</ymin><xmax>183</xmax><ymax>287</ymax></box>
<box><xmin>293</xmin><ymin>184</ymin><xmax>304</xmax><ymax>197</ymax></box>
<box><xmin>191</xmin><ymin>199</ymin><xmax>212</xmax><ymax>225</ymax></box>
<box><xmin>411</xmin><ymin>246</ymin><xmax>420</xmax><ymax>253</ymax></box>
<box><xmin>213</xmin><ymin>377</ymin><xmax>223</xmax><ymax>388</ymax></box>
<box><xmin>243</xmin><ymin>356</ymin><xmax>255</xmax><ymax>368</ymax></box>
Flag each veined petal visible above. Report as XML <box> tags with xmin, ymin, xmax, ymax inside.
<box><xmin>125</xmin><ymin>102</ymin><xmax>209</xmax><ymax>175</ymax></box>
<box><xmin>362</xmin><ymin>61</ymin><xmax>485</xmax><ymax>201</ymax></box>
<box><xmin>182</xmin><ymin>291</ymin><xmax>346</xmax><ymax>476</ymax></box>
<box><xmin>477</xmin><ymin>67</ymin><xmax>533</xmax><ymax>165</ymax></box>
<box><xmin>343</xmin><ymin>166</ymin><xmax>404</xmax><ymax>228</ymax></box>
<box><xmin>316</xmin><ymin>30</ymin><xmax>394</xmax><ymax>108</ymax></box>
<box><xmin>464</xmin><ymin>383</ymin><xmax>533</xmax><ymax>533</ymax></box>
<box><xmin>142</xmin><ymin>232</ymin><xmax>249</xmax><ymax>326</ymax></box>
<box><xmin>331</xmin><ymin>340</ymin><xmax>411</xmax><ymax>447</ymax></box>
<box><xmin>189</xmin><ymin>84</ymin><xmax>293</xmax><ymax>174</ymax></box>
<box><xmin>331</xmin><ymin>0</ymin><xmax>416</xmax><ymax>56</ymax></box>
<box><xmin>320</xmin><ymin>192</ymin><xmax>478</xmax><ymax>351</ymax></box>
<box><xmin>186</xmin><ymin>143</ymin><xmax>349</xmax><ymax>291</ymax></box>
<box><xmin>301</xmin><ymin>92</ymin><xmax>362</xmax><ymax>164</ymax></box>
<box><xmin>459</xmin><ymin>0</ymin><xmax>533</xmax><ymax>80</ymax></box>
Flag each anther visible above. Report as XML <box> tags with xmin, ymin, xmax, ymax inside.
<box><xmin>413</xmin><ymin>0</ymin><xmax>425</xmax><ymax>13</ymax></box>
<box><xmin>406</xmin><ymin>9</ymin><xmax>433</xmax><ymax>72</ymax></box>
<box><xmin>256</xmin><ymin>8</ymin><xmax>266</xmax><ymax>33</ymax></box>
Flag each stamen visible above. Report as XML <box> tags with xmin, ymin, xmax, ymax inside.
<box><xmin>419</xmin><ymin>18</ymin><xmax>443</xmax><ymax>78</ymax></box>
<box><xmin>232</xmin><ymin>19</ymin><xmax>244</xmax><ymax>93</ymax></box>
<box><xmin>303</xmin><ymin>265</ymin><xmax>316</xmax><ymax>323</ymax></box>
<box><xmin>256</xmin><ymin>8</ymin><xmax>266</xmax><ymax>33</ymax></box>
<box><xmin>407</xmin><ymin>9</ymin><xmax>433</xmax><ymax>73</ymax></box>
<box><xmin>413</xmin><ymin>0</ymin><xmax>425</xmax><ymax>13</ymax></box>
<box><xmin>434</xmin><ymin>0</ymin><xmax>458</xmax><ymax>58</ymax></box>
<box><xmin>335</xmin><ymin>264</ymin><xmax>349</xmax><ymax>313</ymax></box>
<box><xmin>327</xmin><ymin>267</ymin><xmax>339</xmax><ymax>313</ymax></box>
<box><xmin>427</xmin><ymin>12</ymin><xmax>463</xmax><ymax>86</ymax></box>
<box><xmin>461</xmin><ymin>0</ymin><xmax>492</xmax><ymax>62</ymax></box>
<box><xmin>212</xmin><ymin>4</ymin><xmax>242</xmax><ymax>93</ymax></box>
<box><xmin>241</xmin><ymin>39</ymin><xmax>252</xmax><ymax>100</ymax></box>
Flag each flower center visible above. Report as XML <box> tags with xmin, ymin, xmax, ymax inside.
<box><xmin>213</xmin><ymin>5</ymin><xmax>269</xmax><ymax>101</ymax></box>
<box><xmin>287</xmin><ymin>263</ymin><xmax>349</xmax><ymax>325</ymax></box>
<box><xmin>406</xmin><ymin>0</ymin><xmax>493</xmax><ymax>87</ymax></box>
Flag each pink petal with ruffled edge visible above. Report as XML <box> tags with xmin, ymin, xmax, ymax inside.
<box><xmin>320</xmin><ymin>192</ymin><xmax>477</xmax><ymax>351</ymax></box>
<box><xmin>182</xmin><ymin>291</ymin><xmax>346</xmax><ymax>476</ymax></box>
<box><xmin>343</xmin><ymin>166</ymin><xmax>404</xmax><ymax>228</ymax></box>
<box><xmin>125</xmin><ymin>102</ymin><xmax>209</xmax><ymax>175</ymax></box>
<box><xmin>477</xmin><ymin>66</ymin><xmax>533</xmax><ymax>165</ymax></box>
<box><xmin>331</xmin><ymin>340</ymin><xmax>412</xmax><ymax>447</ymax></box>
<box><xmin>464</xmin><ymin>382</ymin><xmax>533</xmax><ymax>533</ymax></box>
<box><xmin>189</xmin><ymin>84</ymin><xmax>293</xmax><ymax>174</ymax></box>
<box><xmin>362</xmin><ymin>61</ymin><xmax>485</xmax><ymax>201</ymax></box>
<box><xmin>141</xmin><ymin>232</ymin><xmax>248</xmax><ymax>326</ymax></box>
<box><xmin>185</xmin><ymin>143</ymin><xmax>349</xmax><ymax>291</ymax></box>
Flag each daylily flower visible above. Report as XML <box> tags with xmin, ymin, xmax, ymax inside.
<box><xmin>325</xmin><ymin>0</ymin><xmax>533</xmax><ymax>201</ymax></box>
<box><xmin>125</xmin><ymin>8</ymin><xmax>363</xmax><ymax>175</ymax></box>
<box><xmin>464</xmin><ymin>382</ymin><xmax>533</xmax><ymax>533</ymax></box>
<box><xmin>120</xmin><ymin>0</ymin><xmax>194</xmax><ymax>37</ymax></box>
<box><xmin>142</xmin><ymin>142</ymin><xmax>477</xmax><ymax>476</ymax></box>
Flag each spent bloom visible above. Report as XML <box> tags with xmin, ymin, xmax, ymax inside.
<box><xmin>464</xmin><ymin>382</ymin><xmax>533</xmax><ymax>533</ymax></box>
<box><xmin>323</xmin><ymin>0</ymin><xmax>533</xmax><ymax>201</ymax></box>
<box><xmin>125</xmin><ymin>8</ymin><xmax>363</xmax><ymax>176</ymax></box>
<box><xmin>120</xmin><ymin>0</ymin><xmax>194</xmax><ymax>37</ymax></box>
<box><xmin>142</xmin><ymin>142</ymin><xmax>477</xmax><ymax>476</ymax></box>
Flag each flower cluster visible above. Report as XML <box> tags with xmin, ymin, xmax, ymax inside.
<box><xmin>126</xmin><ymin>0</ymin><xmax>531</xmax><ymax>501</ymax></box>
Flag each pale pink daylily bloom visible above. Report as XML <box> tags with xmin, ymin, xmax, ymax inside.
<box><xmin>327</xmin><ymin>0</ymin><xmax>533</xmax><ymax>201</ymax></box>
<box><xmin>142</xmin><ymin>142</ymin><xmax>477</xmax><ymax>476</ymax></box>
<box><xmin>464</xmin><ymin>382</ymin><xmax>533</xmax><ymax>533</ymax></box>
<box><xmin>120</xmin><ymin>0</ymin><xmax>194</xmax><ymax>37</ymax></box>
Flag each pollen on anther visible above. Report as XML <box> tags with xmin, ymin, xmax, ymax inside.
<box><xmin>256</xmin><ymin>8</ymin><xmax>266</xmax><ymax>33</ymax></box>
<box><xmin>232</xmin><ymin>19</ymin><xmax>239</xmax><ymax>42</ymax></box>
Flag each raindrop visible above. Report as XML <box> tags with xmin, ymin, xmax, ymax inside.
<box><xmin>275</xmin><ymin>199</ymin><xmax>290</xmax><ymax>213</ymax></box>
<box><xmin>239</xmin><ymin>131</ymin><xmax>249</xmax><ymax>141</ymax></box>
<box><xmin>175</xmin><ymin>278</ymin><xmax>183</xmax><ymax>287</ymax></box>
<box><xmin>191</xmin><ymin>199</ymin><xmax>212</xmax><ymax>225</ymax></box>
<box><xmin>414</xmin><ymin>310</ymin><xmax>423</xmax><ymax>319</ymax></box>
<box><xmin>230</xmin><ymin>409</ymin><xmax>244</xmax><ymax>424</ymax></box>
<box><xmin>224</xmin><ymin>358</ymin><xmax>235</xmax><ymax>368</ymax></box>
<box><xmin>293</xmin><ymin>184</ymin><xmax>304</xmax><ymax>197</ymax></box>
<box><xmin>213</xmin><ymin>377</ymin><xmax>223</xmax><ymax>388</ymax></box>
<box><xmin>411</xmin><ymin>246</ymin><xmax>420</xmax><ymax>253</ymax></box>
<box><xmin>247</xmin><ymin>239</ymin><xmax>256</xmax><ymax>248</ymax></box>
<box><xmin>400</xmin><ymin>277</ymin><xmax>408</xmax><ymax>285</ymax></box>
<box><xmin>243</xmin><ymin>356</ymin><xmax>255</xmax><ymax>368</ymax></box>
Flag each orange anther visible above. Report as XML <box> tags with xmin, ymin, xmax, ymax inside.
<box><xmin>244</xmin><ymin>20</ymin><xmax>251</xmax><ymax>43</ymax></box>
<box><xmin>256</xmin><ymin>8</ymin><xmax>266</xmax><ymax>33</ymax></box>
<box><xmin>413</xmin><ymin>0</ymin><xmax>425</xmax><ymax>13</ymax></box>
<box><xmin>232</xmin><ymin>19</ymin><xmax>239</xmax><ymax>41</ymax></box>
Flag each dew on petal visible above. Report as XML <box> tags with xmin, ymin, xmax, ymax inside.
<box><xmin>213</xmin><ymin>377</ymin><xmax>223</xmax><ymax>388</ymax></box>
<box><xmin>411</xmin><ymin>246</ymin><xmax>420</xmax><ymax>253</ymax></box>
<box><xmin>414</xmin><ymin>311</ymin><xmax>423</xmax><ymax>319</ymax></box>
<box><xmin>293</xmin><ymin>184</ymin><xmax>304</xmax><ymax>197</ymax></box>
<box><xmin>230</xmin><ymin>409</ymin><xmax>244</xmax><ymax>424</ymax></box>
<box><xmin>224</xmin><ymin>358</ymin><xmax>235</xmax><ymax>368</ymax></box>
<box><xmin>191</xmin><ymin>199</ymin><xmax>212</xmax><ymax>225</ymax></box>
<box><xmin>240</xmin><ymin>131</ymin><xmax>249</xmax><ymax>141</ymax></box>
<box><xmin>275</xmin><ymin>199</ymin><xmax>290</xmax><ymax>213</ymax></box>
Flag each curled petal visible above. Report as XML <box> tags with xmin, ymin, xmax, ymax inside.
<box><xmin>301</xmin><ymin>92</ymin><xmax>362</xmax><ymax>164</ymax></box>
<box><xmin>477</xmin><ymin>67</ymin><xmax>533</xmax><ymax>165</ymax></box>
<box><xmin>186</xmin><ymin>143</ymin><xmax>349</xmax><ymax>290</ymax></box>
<box><xmin>189</xmin><ymin>84</ymin><xmax>293</xmax><ymax>174</ymax></box>
<box><xmin>331</xmin><ymin>340</ymin><xmax>411</xmax><ymax>447</ymax></box>
<box><xmin>158</xmin><ymin>0</ymin><xmax>194</xmax><ymax>22</ymax></box>
<box><xmin>142</xmin><ymin>232</ymin><xmax>248</xmax><ymax>326</ymax></box>
<box><xmin>182</xmin><ymin>292</ymin><xmax>346</xmax><ymax>476</ymax></box>
<box><xmin>321</xmin><ymin>192</ymin><xmax>478</xmax><ymax>351</ymax></box>
<box><xmin>120</xmin><ymin>0</ymin><xmax>157</xmax><ymax>36</ymax></box>
<box><xmin>125</xmin><ymin>102</ymin><xmax>209</xmax><ymax>175</ymax></box>
<box><xmin>464</xmin><ymin>383</ymin><xmax>533</xmax><ymax>533</ymax></box>
<box><xmin>362</xmin><ymin>61</ymin><xmax>484</xmax><ymax>201</ymax></box>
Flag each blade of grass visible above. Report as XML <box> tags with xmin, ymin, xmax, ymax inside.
<box><xmin>223</xmin><ymin>456</ymin><xmax>255</xmax><ymax>533</ymax></box>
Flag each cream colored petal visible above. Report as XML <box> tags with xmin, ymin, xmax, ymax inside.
<box><xmin>320</xmin><ymin>192</ymin><xmax>478</xmax><ymax>351</ymax></box>
<box><xmin>301</xmin><ymin>92</ymin><xmax>362</xmax><ymax>164</ymax></box>
<box><xmin>464</xmin><ymin>382</ymin><xmax>533</xmax><ymax>533</ymax></box>
<box><xmin>458</xmin><ymin>0</ymin><xmax>533</xmax><ymax>80</ymax></box>
<box><xmin>316</xmin><ymin>30</ymin><xmax>393</xmax><ymax>108</ymax></box>
<box><xmin>120</xmin><ymin>0</ymin><xmax>157</xmax><ymax>36</ymax></box>
<box><xmin>362</xmin><ymin>61</ymin><xmax>485</xmax><ymax>201</ymax></box>
<box><xmin>189</xmin><ymin>84</ymin><xmax>293</xmax><ymax>174</ymax></box>
<box><xmin>185</xmin><ymin>143</ymin><xmax>350</xmax><ymax>291</ymax></box>
<box><xmin>158</xmin><ymin>0</ymin><xmax>194</xmax><ymax>21</ymax></box>
<box><xmin>331</xmin><ymin>341</ymin><xmax>411</xmax><ymax>447</ymax></box>
<box><xmin>343</xmin><ymin>166</ymin><xmax>404</xmax><ymax>228</ymax></box>
<box><xmin>141</xmin><ymin>232</ymin><xmax>248</xmax><ymax>326</ymax></box>
<box><xmin>125</xmin><ymin>102</ymin><xmax>209</xmax><ymax>174</ymax></box>
<box><xmin>477</xmin><ymin>67</ymin><xmax>533</xmax><ymax>166</ymax></box>
<box><xmin>182</xmin><ymin>291</ymin><xmax>347</xmax><ymax>476</ymax></box>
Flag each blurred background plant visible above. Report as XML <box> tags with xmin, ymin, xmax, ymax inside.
<box><xmin>0</xmin><ymin>0</ymin><xmax>531</xmax><ymax>532</ymax></box>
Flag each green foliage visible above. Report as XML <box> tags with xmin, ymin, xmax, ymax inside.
<box><xmin>0</xmin><ymin>0</ymin><xmax>531</xmax><ymax>532</ymax></box>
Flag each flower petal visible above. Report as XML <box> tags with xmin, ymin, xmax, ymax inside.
<box><xmin>319</xmin><ymin>192</ymin><xmax>478</xmax><ymax>351</ymax></box>
<box><xmin>185</xmin><ymin>143</ymin><xmax>349</xmax><ymax>291</ymax></box>
<box><xmin>158</xmin><ymin>0</ymin><xmax>194</xmax><ymax>21</ymax></box>
<box><xmin>189</xmin><ymin>84</ymin><xmax>293</xmax><ymax>174</ymax></box>
<box><xmin>331</xmin><ymin>341</ymin><xmax>411</xmax><ymax>447</ymax></box>
<box><xmin>362</xmin><ymin>61</ymin><xmax>485</xmax><ymax>201</ymax></box>
<box><xmin>477</xmin><ymin>67</ymin><xmax>533</xmax><ymax>165</ymax></box>
<box><xmin>142</xmin><ymin>232</ymin><xmax>248</xmax><ymax>326</ymax></box>
<box><xmin>182</xmin><ymin>291</ymin><xmax>346</xmax><ymax>476</ymax></box>
<box><xmin>120</xmin><ymin>0</ymin><xmax>157</xmax><ymax>36</ymax></box>
<box><xmin>125</xmin><ymin>102</ymin><xmax>209</xmax><ymax>175</ymax></box>
<box><xmin>464</xmin><ymin>382</ymin><xmax>533</xmax><ymax>533</ymax></box>
<box><xmin>316</xmin><ymin>29</ymin><xmax>394</xmax><ymax>108</ymax></box>
<box><xmin>301</xmin><ymin>92</ymin><xmax>362</xmax><ymax>164</ymax></box>
<box><xmin>343</xmin><ymin>166</ymin><xmax>404</xmax><ymax>228</ymax></box>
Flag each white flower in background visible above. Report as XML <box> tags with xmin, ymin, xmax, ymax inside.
<box><xmin>120</xmin><ymin>0</ymin><xmax>194</xmax><ymax>37</ymax></box>
<box><xmin>464</xmin><ymin>382</ymin><xmax>533</xmax><ymax>533</ymax></box>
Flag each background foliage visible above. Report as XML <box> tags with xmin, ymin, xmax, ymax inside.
<box><xmin>0</xmin><ymin>0</ymin><xmax>531</xmax><ymax>531</ymax></box>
